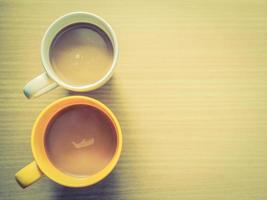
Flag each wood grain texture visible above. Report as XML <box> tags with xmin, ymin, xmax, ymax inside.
<box><xmin>1</xmin><ymin>0</ymin><xmax>267</xmax><ymax>199</ymax></box>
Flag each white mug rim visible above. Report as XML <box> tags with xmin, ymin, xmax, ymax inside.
<box><xmin>40</xmin><ymin>11</ymin><xmax>118</xmax><ymax>92</ymax></box>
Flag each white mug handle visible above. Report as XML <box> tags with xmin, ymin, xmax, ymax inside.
<box><xmin>23</xmin><ymin>73</ymin><xmax>58</xmax><ymax>99</ymax></box>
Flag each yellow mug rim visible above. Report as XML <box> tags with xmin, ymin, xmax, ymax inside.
<box><xmin>31</xmin><ymin>96</ymin><xmax>122</xmax><ymax>187</ymax></box>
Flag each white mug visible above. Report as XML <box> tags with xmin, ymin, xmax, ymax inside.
<box><xmin>23</xmin><ymin>12</ymin><xmax>118</xmax><ymax>99</ymax></box>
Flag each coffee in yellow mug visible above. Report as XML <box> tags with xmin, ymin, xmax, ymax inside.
<box><xmin>15</xmin><ymin>96</ymin><xmax>122</xmax><ymax>188</ymax></box>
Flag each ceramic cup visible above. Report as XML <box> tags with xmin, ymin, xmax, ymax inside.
<box><xmin>23</xmin><ymin>12</ymin><xmax>118</xmax><ymax>99</ymax></box>
<box><xmin>15</xmin><ymin>96</ymin><xmax>122</xmax><ymax>188</ymax></box>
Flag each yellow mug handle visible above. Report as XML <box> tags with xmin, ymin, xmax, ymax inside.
<box><xmin>15</xmin><ymin>161</ymin><xmax>43</xmax><ymax>188</ymax></box>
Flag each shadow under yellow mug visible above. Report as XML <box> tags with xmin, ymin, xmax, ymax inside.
<box><xmin>15</xmin><ymin>96</ymin><xmax>122</xmax><ymax>188</ymax></box>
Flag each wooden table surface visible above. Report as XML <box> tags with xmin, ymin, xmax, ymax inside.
<box><xmin>1</xmin><ymin>0</ymin><xmax>267</xmax><ymax>199</ymax></box>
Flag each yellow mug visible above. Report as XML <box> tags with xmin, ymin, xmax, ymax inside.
<box><xmin>15</xmin><ymin>96</ymin><xmax>122</xmax><ymax>188</ymax></box>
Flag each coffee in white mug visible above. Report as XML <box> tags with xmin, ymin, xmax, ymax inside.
<box><xmin>50</xmin><ymin>23</ymin><xmax>114</xmax><ymax>86</ymax></box>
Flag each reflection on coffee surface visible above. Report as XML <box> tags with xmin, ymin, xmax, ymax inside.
<box><xmin>44</xmin><ymin>105</ymin><xmax>117</xmax><ymax>176</ymax></box>
<box><xmin>50</xmin><ymin>23</ymin><xmax>114</xmax><ymax>86</ymax></box>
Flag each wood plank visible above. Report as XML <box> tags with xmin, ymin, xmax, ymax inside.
<box><xmin>1</xmin><ymin>0</ymin><xmax>267</xmax><ymax>199</ymax></box>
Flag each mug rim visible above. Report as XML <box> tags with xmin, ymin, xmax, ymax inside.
<box><xmin>31</xmin><ymin>96</ymin><xmax>122</xmax><ymax>187</ymax></box>
<box><xmin>41</xmin><ymin>11</ymin><xmax>119</xmax><ymax>92</ymax></box>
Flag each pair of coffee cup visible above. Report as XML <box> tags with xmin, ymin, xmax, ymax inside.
<box><xmin>15</xmin><ymin>12</ymin><xmax>122</xmax><ymax>188</ymax></box>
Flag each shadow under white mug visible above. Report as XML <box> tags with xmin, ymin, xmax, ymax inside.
<box><xmin>23</xmin><ymin>12</ymin><xmax>118</xmax><ymax>99</ymax></box>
